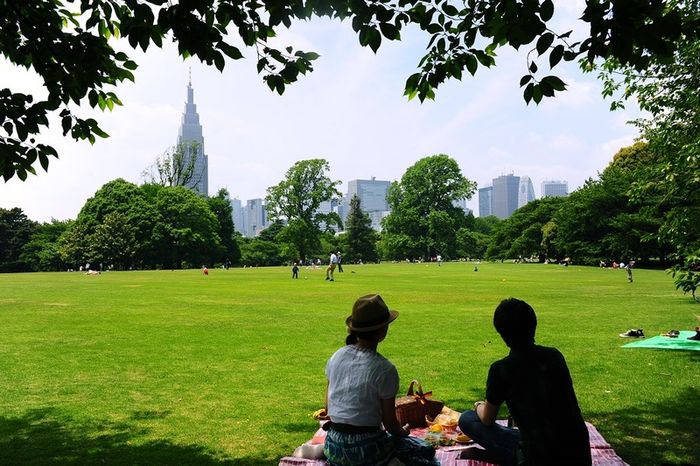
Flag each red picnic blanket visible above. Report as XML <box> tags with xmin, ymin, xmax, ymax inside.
<box><xmin>278</xmin><ymin>421</ymin><xmax>628</xmax><ymax>466</ymax></box>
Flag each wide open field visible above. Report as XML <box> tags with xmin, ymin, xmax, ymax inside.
<box><xmin>0</xmin><ymin>263</ymin><xmax>698</xmax><ymax>465</ymax></box>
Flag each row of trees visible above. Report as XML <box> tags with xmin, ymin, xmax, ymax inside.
<box><xmin>1</xmin><ymin>181</ymin><xmax>239</xmax><ymax>272</ymax></box>
<box><xmin>1</xmin><ymin>146</ymin><xmax>697</xmax><ymax>299</ymax></box>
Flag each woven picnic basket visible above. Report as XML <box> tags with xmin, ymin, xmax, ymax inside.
<box><xmin>395</xmin><ymin>380</ymin><xmax>444</xmax><ymax>428</ymax></box>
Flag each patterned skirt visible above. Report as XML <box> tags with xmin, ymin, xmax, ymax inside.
<box><xmin>323</xmin><ymin>429</ymin><xmax>438</xmax><ymax>466</ymax></box>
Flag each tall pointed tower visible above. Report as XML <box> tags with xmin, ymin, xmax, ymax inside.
<box><xmin>177</xmin><ymin>72</ymin><xmax>208</xmax><ymax>196</ymax></box>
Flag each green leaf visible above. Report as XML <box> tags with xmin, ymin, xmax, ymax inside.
<box><xmin>466</xmin><ymin>54</ymin><xmax>478</xmax><ymax>75</ymax></box>
<box><xmin>536</xmin><ymin>32</ymin><xmax>554</xmax><ymax>56</ymax></box>
<box><xmin>529</xmin><ymin>61</ymin><xmax>538</xmax><ymax>73</ymax></box>
<box><xmin>540</xmin><ymin>0</ymin><xmax>554</xmax><ymax>22</ymax></box>
<box><xmin>519</xmin><ymin>74</ymin><xmax>533</xmax><ymax>87</ymax></box>
<box><xmin>549</xmin><ymin>44</ymin><xmax>564</xmax><ymax>68</ymax></box>
<box><xmin>39</xmin><ymin>152</ymin><xmax>50</xmax><ymax>171</ymax></box>
<box><xmin>542</xmin><ymin>75</ymin><xmax>567</xmax><ymax>91</ymax></box>
<box><xmin>379</xmin><ymin>22</ymin><xmax>401</xmax><ymax>40</ymax></box>
<box><xmin>220</xmin><ymin>43</ymin><xmax>243</xmax><ymax>60</ymax></box>
<box><xmin>532</xmin><ymin>84</ymin><xmax>543</xmax><ymax>104</ymax></box>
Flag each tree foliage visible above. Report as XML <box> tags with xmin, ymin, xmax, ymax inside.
<box><xmin>142</xmin><ymin>142</ymin><xmax>204</xmax><ymax>189</ymax></box>
<box><xmin>383</xmin><ymin>154</ymin><xmax>475</xmax><ymax>260</ymax></box>
<box><xmin>0</xmin><ymin>207</ymin><xmax>37</xmax><ymax>272</ymax></box>
<box><xmin>486</xmin><ymin>197</ymin><xmax>565</xmax><ymax>261</ymax></box>
<box><xmin>265</xmin><ymin>159</ymin><xmax>341</xmax><ymax>260</ymax></box>
<box><xmin>593</xmin><ymin>10</ymin><xmax>699</xmax><ymax>299</ymax></box>
<box><xmin>208</xmin><ymin>188</ymin><xmax>241</xmax><ymax>265</ymax></box>
<box><xmin>344</xmin><ymin>194</ymin><xmax>378</xmax><ymax>263</ymax></box>
<box><xmin>2</xmin><ymin>1</ymin><xmax>697</xmax><ymax>180</ymax></box>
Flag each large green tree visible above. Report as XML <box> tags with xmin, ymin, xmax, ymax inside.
<box><xmin>152</xmin><ymin>186</ymin><xmax>223</xmax><ymax>269</ymax></box>
<box><xmin>486</xmin><ymin>196</ymin><xmax>565</xmax><ymax>261</ymax></box>
<box><xmin>553</xmin><ymin>144</ymin><xmax>664</xmax><ymax>265</ymax></box>
<box><xmin>207</xmin><ymin>188</ymin><xmax>241</xmax><ymax>265</ymax></box>
<box><xmin>0</xmin><ymin>207</ymin><xmax>37</xmax><ymax>272</ymax></box>
<box><xmin>142</xmin><ymin>142</ymin><xmax>205</xmax><ymax>190</ymax></box>
<box><xmin>344</xmin><ymin>194</ymin><xmax>378</xmax><ymax>263</ymax></box>
<box><xmin>595</xmin><ymin>8</ymin><xmax>700</xmax><ymax>300</ymax></box>
<box><xmin>383</xmin><ymin>154</ymin><xmax>475</xmax><ymax>260</ymax></box>
<box><xmin>2</xmin><ymin>1</ymin><xmax>696</xmax><ymax>180</ymax></box>
<box><xmin>61</xmin><ymin>178</ymin><xmax>157</xmax><ymax>268</ymax></box>
<box><xmin>19</xmin><ymin>219</ymin><xmax>70</xmax><ymax>271</ymax></box>
<box><xmin>265</xmin><ymin>159</ymin><xmax>341</xmax><ymax>261</ymax></box>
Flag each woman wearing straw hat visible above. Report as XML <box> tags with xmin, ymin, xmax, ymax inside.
<box><xmin>321</xmin><ymin>294</ymin><xmax>438</xmax><ymax>466</ymax></box>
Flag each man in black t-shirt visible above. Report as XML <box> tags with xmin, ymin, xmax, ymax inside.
<box><xmin>459</xmin><ymin>298</ymin><xmax>591</xmax><ymax>465</ymax></box>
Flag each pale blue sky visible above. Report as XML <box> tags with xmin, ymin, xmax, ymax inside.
<box><xmin>1</xmin><ymin>5</ymin><xmax>641</xmax><ymax>222</ymax></box>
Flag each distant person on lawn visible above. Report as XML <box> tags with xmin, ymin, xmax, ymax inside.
<box><xmin>459</xmin><ymin>298</ymin><xmax>591</xmax><ymax>466</ymax></box>
<box><xmin>321</xmin><ymin>294</ymin><xmax>438</xmax><ymax>466</ymax></box>
<box><xmin>326</xmin><ymin>251</ymin><xmax>338</xmax><ymax>281</ymax></box>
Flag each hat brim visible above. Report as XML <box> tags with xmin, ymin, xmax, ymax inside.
<box><xmin>346</xmin><ymin>310</ymin><xmax>399</xmax><ymax>332</ymax></box>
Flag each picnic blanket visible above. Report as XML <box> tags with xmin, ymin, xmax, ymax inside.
<box><xmin>279</xmin><ymin>421</ymin><xmax>628</xmax><ymax>466</ymax></box>
<box><xmin>622</xmin><ymin>330</ymin><xmax>700</xmax><ymax>351</ymax></box>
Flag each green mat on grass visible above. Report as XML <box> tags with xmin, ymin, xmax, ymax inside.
<box><xmin>622</xmin><ymin>330</ymin><xmax>700</xmax><ymax>351</ymax></box>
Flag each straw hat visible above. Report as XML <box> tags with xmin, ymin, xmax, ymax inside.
<box><xmin>346</xmin><ymin>294</ymin><xmax>399</xmax><ymax>332</ymax></box>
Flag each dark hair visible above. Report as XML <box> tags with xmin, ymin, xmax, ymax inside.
<box><xmin>493</xmin><ymin>298</ymin><xmax>537</xmax><ymax>348</ymax></box>
<box><xmin>345</xmin><ymin>328</ymin><xmax>385</xmax><ymax>345</ymax></box>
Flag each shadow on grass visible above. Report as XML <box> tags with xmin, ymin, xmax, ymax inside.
<box><xmin>0</xmin><ymin>408</ymin><xmax>273</xmax><ymax>465</ymax></box>
<box><xmin>591</xmin><ymin>384</ymin><xmax>700</xmax><ymax>466</ymax></box>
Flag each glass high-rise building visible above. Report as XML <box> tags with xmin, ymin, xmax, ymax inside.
<box><xmin>245</xmin><ymin>198</ymin><xmax>266</xmax><ymax>237</ymax></box>
<box><xmin>347</xmin><ymin>178</ymin><xmax>391</xmax><ymax>213</ymax></box>
<box><xmin>177</xmin><ymin>77</ymin><xmax>208</xmax><ymax>196</ymax></box>
<box><xmin>478</xmin><ymin>186</ymin><xmax>493</xmax><ymax>217</ymax></box>
<box><xmin>541</xmin><ymin>180</ymin><xmax>569</xmax><ymax>197</ymax></box>
<box><xmin>517</xmin><ymin>176</ymin><xmax>536</xmax><ymax>208</ymax></box>
<box><xmin>492</xmin><ymin>174</ymin><xmax>520</xmax><ymax>219</ymax></box>
<box><xmin>344</xmin><ymin>177</ymin><xmax>391</xmax><ymax>230</ymax></box>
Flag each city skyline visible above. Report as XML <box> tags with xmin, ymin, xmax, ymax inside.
<box><xmin>1</xmin><ymin>7</ymin><xmax>641</xmax><ymax>223</ymax></box>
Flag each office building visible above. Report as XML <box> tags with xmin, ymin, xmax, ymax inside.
<box><xmin>177</xmin><ymin>76</ymin><xmax>209</xmax><ymax>196</ymax></box>
<box><xmin>541</xmin><ymin>180</ymin><xmax>569</xmax><ymax>197</ymax></box>
<box><xmin>517</xmin><ymin>176</ymin><xmax>536</xmax><ymax>208</ymax></box>
<box><xmin>245</xmin><ymin>198</ymin><xmax>267</xmax><ymax>237</ymax></box>
<box><xmin>478</xmin><ymin>186</ymin><xmax>493</xmax><ymax>217</ymax></box>
<box><xmin>347</xmin><ymin>178</ymin><xmax>391</xmax><ymax>212</ymax></box>
<box><xmin>231</xmin><ymin>197</ymin><xmax>246</xmax><ymax>236</ymax></box>
<box><xmin>344</xmin><ymin>177</ymin><xmax>391</xmax><ymax>230</ymax></box>
<box><xmin>492</xmin><ymin>174</ymin><xmax>520</xmax><ymax>219</ymax></box>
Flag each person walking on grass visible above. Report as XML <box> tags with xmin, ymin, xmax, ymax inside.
<box><xmin>321</xmin><ymin>294</ymin><xmax>438</xmax><ymax>466</ymax></box>
<box><xmin>326</xmin><ymin>250</ymin><xmax>338</xmax><ymax>281</ymax></box>
<box><xmin>459</xmin><ymin>298</ymin><xmax>591</xmax><ymax>465</ymax></box>
<box><xmin>337</xmin><ymin>251</ymin><xmax>344</xmax><ymax>273</ymax></box>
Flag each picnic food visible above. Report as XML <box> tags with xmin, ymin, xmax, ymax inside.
<box><xmin>456</xmin><ymin>433</ymin><xmax>471</xmax><ymax>443</ymax></box>
<box><xmin>426</xmin><ymin>406</ymin><xmax>460</xmax><ymax>431</ymax></box>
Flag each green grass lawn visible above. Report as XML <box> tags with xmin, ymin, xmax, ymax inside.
<box><xmin>0</xmin><ymin>263</ymin><xmax>698</xmax><ymax>465</ymax></box>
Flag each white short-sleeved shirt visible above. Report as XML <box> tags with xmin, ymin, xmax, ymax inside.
<box><xmin>325</xmin><ymin>345</ymin><xmax>399</xmax><ymax>426</ymax></box>
<box><xmin>330</xmin><ymin>253</ymin><xmax>338</xmax><ymax>264</ymax></box>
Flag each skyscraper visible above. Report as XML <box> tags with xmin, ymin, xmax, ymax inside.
<box><xmin>541</xmin><ymin>180</ymin><xmax>569</xmax><ymax>197</ymax></box>
<box><xmin>177</xmin><ymin>75</ymin><xmax>208</xmax><ymax>196</ymax></box>
<box><xmin>230</xmin><ymin>197</ymin><xmax>246</xmax><ymax>236</ymax></box>
<box><xmin>347</xmin><ymin>178</ymin><xmax>391</xmax><ymax>212</ymax></box>
<box><xmin>517</xmin><ymin>176</ymin><xmax>536</xmax><ymax>208</ymax></box>
<box><xmin>492</xmin><ymin>174</ymin><xmax>520</xmax><ymax>219</ymax></box>
<box><xmin>478</xmin><ymin>185</ymin><xmax>493</xmax><ymax>217</ymax></box>
<box><xmin>344</xmin><ymin>177</ymin><xmax>391</xmax><ymax>230</ymax></box>
<box><xmin>245</xmin><ymin>198</ymin><xmax>266</xmax><ymax>237</ymax></box>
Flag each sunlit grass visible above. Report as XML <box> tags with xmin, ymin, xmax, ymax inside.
<box><xmin>0</xmin><ymin>263</ymin><xmax>698</xmax><ymax>465</ymax></box>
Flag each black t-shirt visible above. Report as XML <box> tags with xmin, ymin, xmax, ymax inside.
<box><xmin>486</xmin><ymin>345</ymin><xmax>591</xmax><ymax>465</ymax></box>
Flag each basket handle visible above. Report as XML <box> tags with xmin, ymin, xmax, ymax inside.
<box><xmin>406</xmin><ymin>379</ymin><xmax>424</xmax><ymax>396</ymax></box>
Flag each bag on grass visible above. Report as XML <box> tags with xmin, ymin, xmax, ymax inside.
<box><xmin>395</xmin><ymin>379</ymin><xmax>444</xmax><ymax>428</ymax></box>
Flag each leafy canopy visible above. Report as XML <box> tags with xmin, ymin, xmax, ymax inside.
<box><xmin>2</xmin><ymin>0</ymin><xmax>697</xmax><ymax>180</ymax></box>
